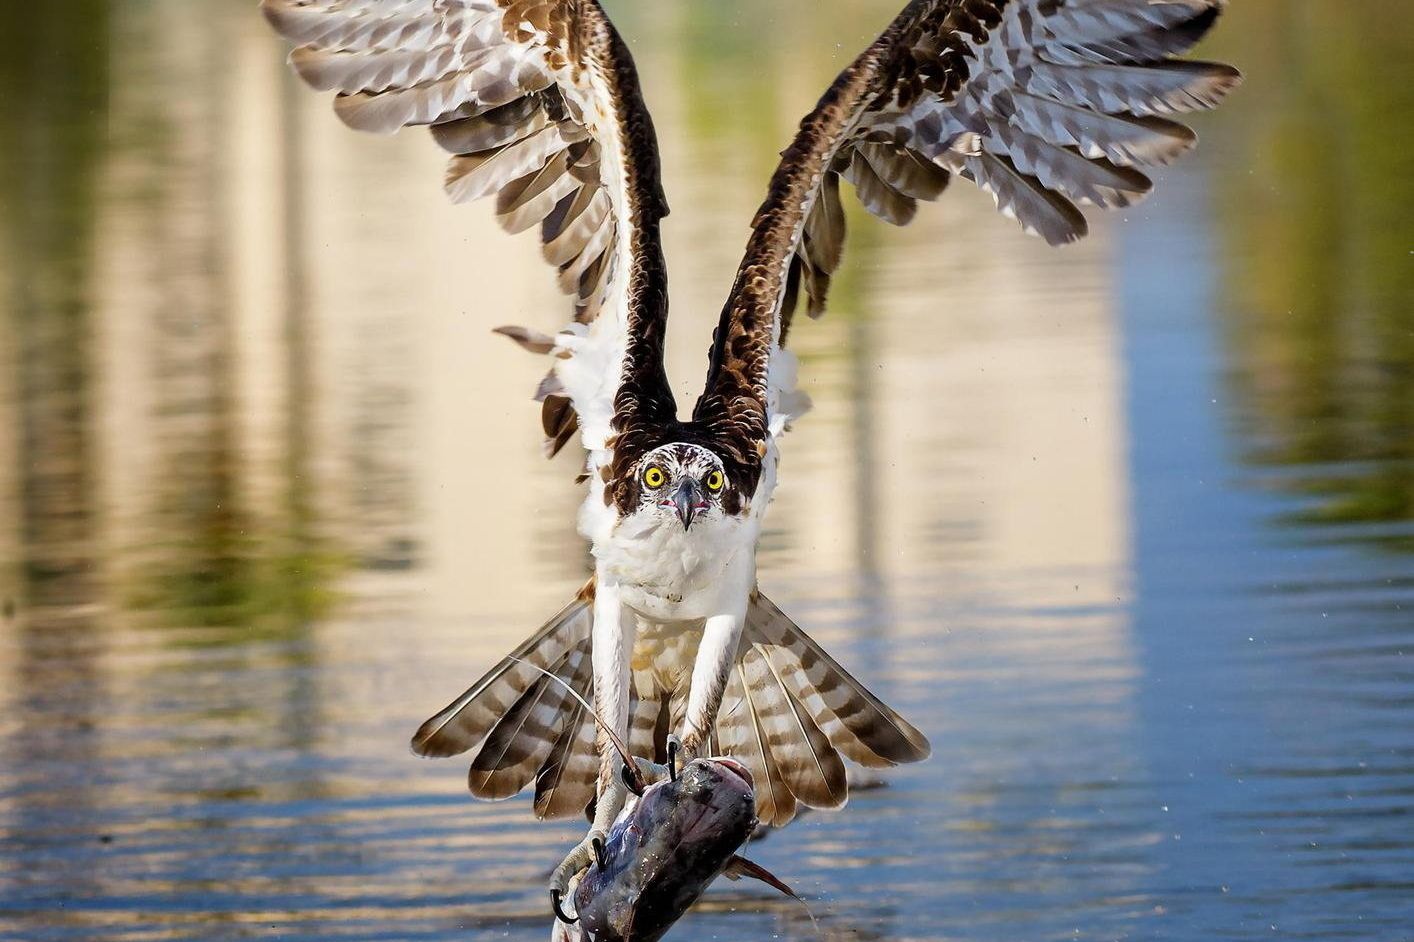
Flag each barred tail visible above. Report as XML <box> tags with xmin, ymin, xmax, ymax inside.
<box><xmin>716</xmin><ymin>592</ymin><xmax>931</xmax><ymax>827</ymax></box>
<box><xmin>411</xmin><ymin>581</ymin><xmax>599</xmax><ymax>818</ymax></box>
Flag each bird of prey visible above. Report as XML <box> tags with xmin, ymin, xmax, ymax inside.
<box><xmin>262</xmin><ymin>0</ymin><xmax>1239</xmax><ymax>918</ymax></box>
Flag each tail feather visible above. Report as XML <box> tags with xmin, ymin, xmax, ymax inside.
<box><xmin>716</xmin><ymin>593</ymin><xmax>926</xmax><ymax>827</ymax></box>
<box><xmin>627</xmin><ymin>663</ymin><xmax>669</xmax><ymax>764</ymax></box>
<box><xmin>717</xmin><ymin>662</ymin><xmax>798</xmax><ymax>827</ymax></box>
<box><xmin>412</xmin><ymin>584</ymin><xmax>928</xmax><ymax>831</ymax></box>
<box><xmin>411</xmin><ymin>583</ymin><xmax>592</xmax><ymax>758</ymax></box>
<box><xmin>468</xmin><ymin>643</ymin><xmax>589</xmax><ymax>800</ymax></box>
<box><xmin>745</xmin><ymin>592</ymin><xmax>931</xmax><ymax>769</ymax></box>
<box><xmin>740</xmin><ymin>644</ymin><xmax>848</xmax><ymax>811</ymax></box>
<box><xmin>532</xmin><ymin>662</ymin><xmax>598</xmax><ymax>820</ymax></box>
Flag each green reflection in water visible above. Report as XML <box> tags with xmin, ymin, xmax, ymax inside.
<box><xmin>1209</xmin><ymin>1</ymin><xmax>1414</xmax><ymax>551</ymax></box>
<box><xmin>0</xmin><ymin>3</ymin><xmax>110</xmax><ymax>611</ymax></box>
<box><xmin>128</xmin><ymin>530</ymin><xmax>346</xmax><ymax>639</ymax></box>
<box><xmin>0</xmin><ymin>2</ymin><xmax>347</xmax><ymax>635</ymax></box>
<box><xmin>108</xmin><ymin>1</ymin><xmax>347</xmax><ymax>638</ymax></box>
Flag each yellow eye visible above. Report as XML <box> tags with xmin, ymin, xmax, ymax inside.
<box><xmin>705</xmin><ymin>470</ymin><xmax>724</xmax><ymax>492</ymax></box>
<box><xmin>642</xmin><ymin>466</ymin><xmax>665</xmax><ymax>488</ymax></box>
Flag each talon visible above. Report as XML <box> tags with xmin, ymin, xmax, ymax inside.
<box><xmin>592</xmin><ymin>836</ymin><xmax>607</xmax><ymax>870</ymax></box>
<box><xmin>667</xmin><ymin>735</ymin><xmax>680</xmax><ymax>782</ymax></box>
<box><xmin>621</xmin><ymin>761</ymin><xmax>644</xmax><ymax>796</ymax></box>
<box><xmin>551</xmin><ymin>889</ymin><xmax>578</xmax><ymax>924</ymax></box>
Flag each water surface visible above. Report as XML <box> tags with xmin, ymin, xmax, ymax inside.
<box><xmin>1</xmin><ymin>2</ymin><xmax>1411</xmax><ymax>940</ymax></box>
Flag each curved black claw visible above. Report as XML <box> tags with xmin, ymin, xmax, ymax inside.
<box><xmin>621</xmin><ymin>761</ymin><xmax>644</xmax><ymax>796</ymax></box>
<box><xmin>667</xmin><ymin>738</ymin><xmax>679</xmax><ymax>783</ymax></box>
<box><xmin>551</xmin><ymin>889</ymin><xmax>578</xmax><ymax>925</ymax></box>
<box><xmin>592</xmin><ymin>836</ymin><xmax>607</xmax><ymax>870</ymax></box>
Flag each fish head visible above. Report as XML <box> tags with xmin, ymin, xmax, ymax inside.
<box><xmin>573</xmin><ymin>756</ymin><xmax>757</xmax><ymax>942</ymax></box>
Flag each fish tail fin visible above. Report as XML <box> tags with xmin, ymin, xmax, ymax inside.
<box><xmin>411</xmin><ymin>580</ymin><xmax>596</xmax><ymax>811</ymax></box>
<box><xmin>720</xmin><ymin>592</ymin><xmax>930</xmax><ymax>825</ymax></box>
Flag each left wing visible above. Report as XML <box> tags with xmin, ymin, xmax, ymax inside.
<box><xmin>693</xmin><ymin>0</ymin><xmax>1240</xmax><ymax>485</ymax></box>
<box><xmin>263</xmin><ymin>0</ymin><xmax>676</xmax><ymax>460</ymax></box>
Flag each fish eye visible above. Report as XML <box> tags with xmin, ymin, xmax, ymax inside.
<box><xmin>643</xmin><ymin>465</ymin><xmax>666</xmax><ymax>489</ymax></box>
<box><xmin>704</xmin><ymin>470</ymin><xmax>724</xmax><ymax>493</ymax></box>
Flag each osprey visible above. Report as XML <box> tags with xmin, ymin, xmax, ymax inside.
<box><xmin>263</xmin><ymin>0</ymin><xmax>1238</xmax><ymax>918</ymax></box>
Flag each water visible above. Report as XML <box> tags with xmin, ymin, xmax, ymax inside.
<box><xmin>1</xmin><ymin>1</ymin><xmax>1410</xmax><ymax>940</ymax></box>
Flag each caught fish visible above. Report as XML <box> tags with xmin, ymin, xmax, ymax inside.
<box><xmin>510</xmin><ymin>660</ymin><xmax>802</xmax><ymax>941</ymax></box>
<box><xmin>553</xmin><ymin>754</ymin><xmax>803</xmax><ymax>942</ymax></box>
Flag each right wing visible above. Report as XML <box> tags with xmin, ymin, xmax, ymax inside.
<box><xmin>693</xmin><ymin>0</ymin><xmax>1240</xmax><ymax>493</ymax></box>
<box><xmin>262</xmin><ymin>0</ymin><xmax>676</xmax><ymax>459</ymax></box>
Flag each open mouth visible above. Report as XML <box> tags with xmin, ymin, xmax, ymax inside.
<box><xmin>713</xmin><ymin>757</ymin><xmax>754</xmax><ymax>790</ymax></box>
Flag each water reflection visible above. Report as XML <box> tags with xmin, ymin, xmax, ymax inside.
<box><xmin>0</xmin><ymin>1</ymin><xmax>1410</xmax><ymax>941</ymax></box>
<box><xmin>1207</xmin><ymin>0</ymin><xmax>1414</xmax><ymax>551</ymax></box>
<box><xmin>0</xmin><ymin>6</ymin><xmax>113</xmax><ymax>927</ymax></box>
<box><xmin>0</xmin><ymin>2</ymin><xmax>108</xmax><ymax>616</ymax></box>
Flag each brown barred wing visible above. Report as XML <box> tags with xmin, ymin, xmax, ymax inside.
<box><xmin>263</xmin><ymin>0</ymin><xmax>674</xmax><ymax>458</ymax></box>
<box><xmin>712</xmin><ymin>592</ymin><xmax>929</xmax><ymax>828</ymax></box>
<box><xmin>695</xmin><ymin>0</ymin><xmax>1240</xmax><ymax>467</ymax></box>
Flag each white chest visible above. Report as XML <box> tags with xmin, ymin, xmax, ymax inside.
<box><xmin>591</xmin><ymin>512</ymin><xmax>753</xmax><ymax>621</ymax></box>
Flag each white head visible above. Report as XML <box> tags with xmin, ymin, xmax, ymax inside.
<box><xmin>629</xmin><ymin>443</ymin><xmax>728</xmax><ymax>531</ymax></box>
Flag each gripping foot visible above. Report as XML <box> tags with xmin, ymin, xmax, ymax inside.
<box><xmin>550</xmin><ymin>889</ymin><xmax>577</xmax><ymax>925</ymax></box>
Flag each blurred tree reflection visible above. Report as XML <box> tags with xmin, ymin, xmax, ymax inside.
<box><xmin>0</xmin><ymin>2</ymin><xmax>345</xmax><ymax>636</ymax></box>
<box><xmin>105</xmin><ymin>0</ymin><xmax>345</xmax><ymax>637</ymax></box>
<box><xmin>1209</xmin><ymin>1</ymin><xmax>1413</xmax><ymax>550</ymax></box>
<box><xmin>0</xmin><ymin>2</ymin><xmax>112</xmax><ymax>847</ymax></box>
<box><xmin>0</xmin><ymin>2</ymin><xmax>109</xmax><ymax>613</ymax></box>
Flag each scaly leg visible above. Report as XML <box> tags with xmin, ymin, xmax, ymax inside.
<box><xmin>549</xmin><ymin>579</ymin><xmax>634</xmax><ymax>919</ymax></box>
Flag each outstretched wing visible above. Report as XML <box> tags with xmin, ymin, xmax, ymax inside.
<box><xmin>263</xmin><ymin>0</ymin><xmax>675</xmax><ymax>459</ymax></box>
<box><xmin>693</xmin><ymin>0</ymin><xmax>1240</xmax><ymax>482</ymax></box>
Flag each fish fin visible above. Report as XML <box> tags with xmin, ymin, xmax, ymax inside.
<box><xmin>743</xmin><ymin>592</ymin><xmax>930</xmax><ymax>769</ymax></box>
<box><xmin>724</xmin><ymin>856</ymin><xmax>819</xmax><ymax>933</ymax></box>
<box><xmin>724</xmin><ymin>855</ymin><xmax>798</xmax><ymax>898</ymax></box>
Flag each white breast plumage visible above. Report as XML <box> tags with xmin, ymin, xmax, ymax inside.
<box><xmin>594</xmin><ymin>512</ymin><xmax>752</xmax><ymax>622</ymax></box>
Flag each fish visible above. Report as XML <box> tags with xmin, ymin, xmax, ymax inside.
<box><xmin>552</xmin><ymin>754</ymin><xmax>805</xmax><ymax>942</ymax></box>
<box><xmin>511</xmin><ymin>660</ymin><xmax>803</xmax><ymax>941</ymax></box>
<box><xmin>552</xmin><ymin>756</ymin><xmax>750</xmax><ymax>941</ymax></box>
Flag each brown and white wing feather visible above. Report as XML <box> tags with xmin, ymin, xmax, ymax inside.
<box><xmin>710</xmin><ymin>592</ymin><xmax>927</xmax><ymax>827</ymax></box>
<box><xmin>411</xmin><ymin>592</ymin><xmax>593</xmax><ymax>760</ymax></box>
<box><xmin>747</xmin><ymin>593</ymin><xmax>930</xmax><ymax>769</ymax></box>
<box><xmin>533</xmin><ymin>689</ymin><xmax>599</xmax><ymax>819</ymax></box>
<box><xmin>694</xmin><ymin>0</ymin><xmax>1240</xmax><ymax>480</ymax></box>
<box><xmin>263</xmin><ymin>0</ymin><xmax>674</xmax><ymax>460</ymax></box>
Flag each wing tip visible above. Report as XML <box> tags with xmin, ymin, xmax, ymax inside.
<box><xmin>332</xmin><ymin>91</ymin><xmax>409</xmax><ymax>135</ymax></box>
<box><xmin>410</xmin><ymin>718</ymin><xmax>465</xmax><ymax>759</ymax></box>
<box><xmin>258</xmin><ymin>0</ymin><xmax>293</xmax><ymax>36</ymax></box>
<box><xmin>1203</xmin><ymin>62</ymin><xmax>1245</xmax><ymax>103</ymax></box>
<box><xmin>899</xmin><ymin>725</ymin><xmax>932</xmax><ymax>763</ymax></box>
<box><xmin>467</xmin><ymin>765</ymin><xmax>526</xmax><ymax>802</ymax></box>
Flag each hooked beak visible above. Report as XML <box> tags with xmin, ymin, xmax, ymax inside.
<box><xmin>672</xmin><ymin>478</ymin><xmax>703</xmax><ymax>530</ymax></box>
